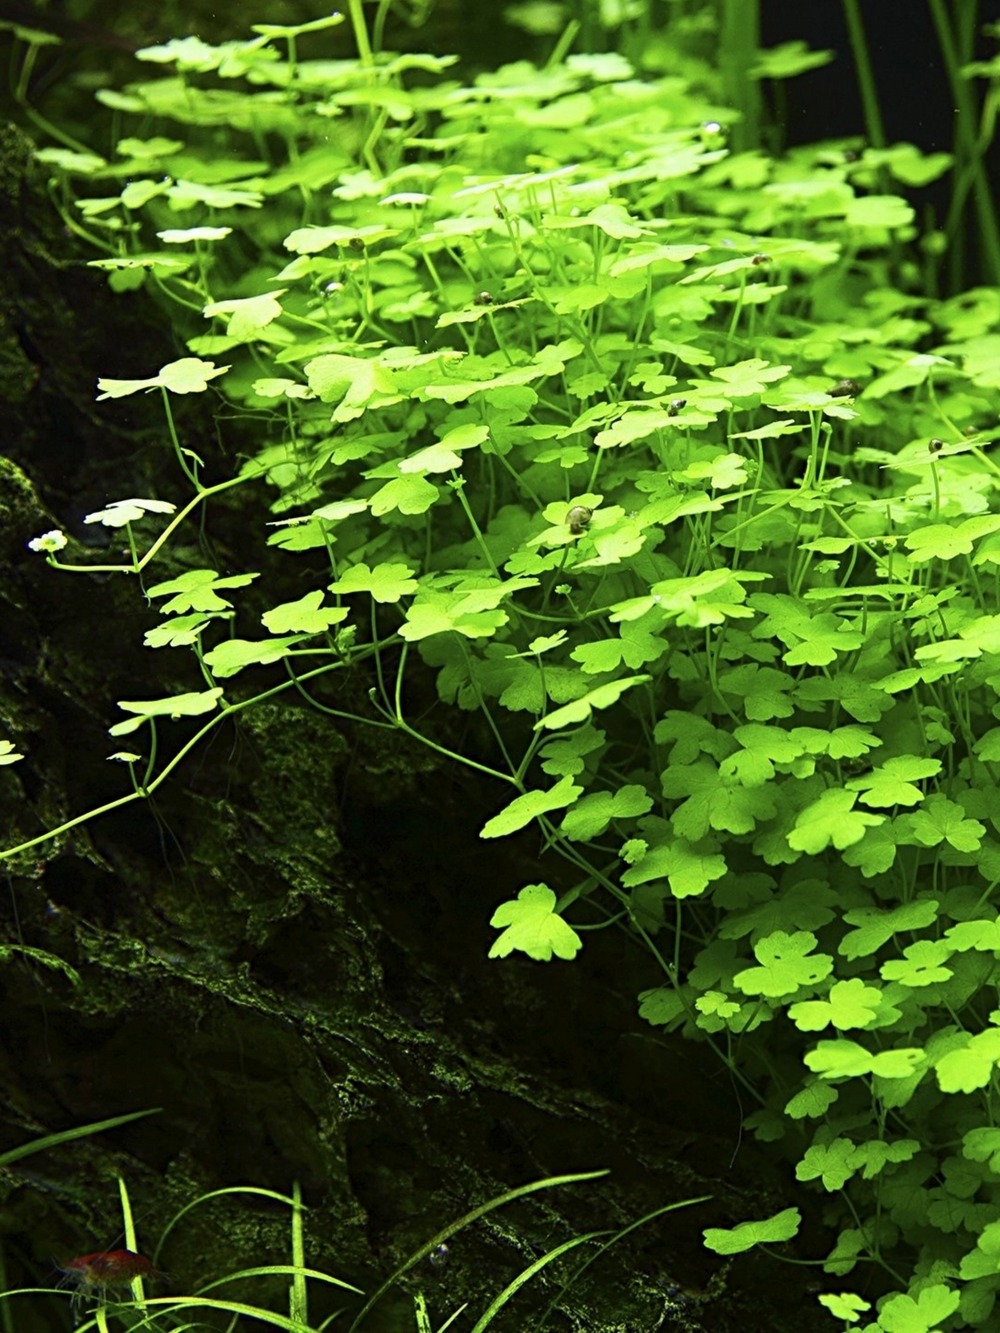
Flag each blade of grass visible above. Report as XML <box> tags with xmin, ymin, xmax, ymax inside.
<box><xmin>317</xmin><ymin>1308</ymin><xmax>351</xmax><ymax>1331</ymax></box>
<box><xmin>290</xmin><ymin>1181</ymin><xmax>308</xmax><ymax>1326</ymax></box>
<box><xmin>435</xmin><ymin>1303</ymin><xmax>468</xmax><ymax>1333</ymax></box>
<box><xmin>414</xmin><ymin>1290</ymin><xmax>431</xmax><ymax>1333</ymax></box>
<box><xmin>0</xmin><ymin>1242</ymin><xmax>12</xmax><ymax>1333</ymax></box>
<box><xmin>196</xmin><ymin>1266</ymin><xmax>362</xmax><ymax>1297</ymax></box>
<box><xmin>532</xmin><ymin>1194</ymin><xmax>713</xmax><ymax>1331</ymax></box>
<box><xmin>118</xmin><ymin>1175</ymin><xmax>138</xmax><ymax>1251</ymax></box>
<box><xmin>117</xmin><ymin>1175</ymin><xmax>150</xmax><ymax>1307</ymax></box>
<box><xmin>346</xmin><ymin>1169</ymin><xmax>609</xmax><ymax>1331</ymax></box>
<box><xmin>127</xmin><ymin>1295</ymin><xmax>320</xmax><ymax>1330</ymax></box>
<box><xmin>153</xmin><ymin>1186</ymin><xmax>300</xmax><ymax>1265</ymax></box>
<box><xmin>470</xmin><ymin>1232</ymin><xmax>609</xmax><ymax>1333</ymax></box>
<box><xmin>0</xmin><ymin>1110</ymin><xmax>161</xmax><ymax>1169</ymax></box>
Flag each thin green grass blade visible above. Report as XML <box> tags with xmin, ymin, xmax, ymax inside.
<box><xmin>118</xmin><ymin>1174</ymin><xmax>137</xmax><ymax>1249</ymax></box>
<box><xmin>317</xmin><ymin>1307</ymin><xmax>351</xmax><ymax>1330</ymax></box>
<box><xmin>153</xmin><ymin>1186</ymin><xmax>299</xmax><ymax>1265</ymax></box>
<box><xmin>435</xmin><ymin>1303</ymin><xmax>469</xmax><ymax>1332</ymax></box>
<box><xmin>135</xmin><ymin>1295</ymin><xmax>320</xmax><ymax>1330</ymax></box>
<box><xmin>290</xmin><ymin>1180</ymin><xmax>308</xmax><ymax>1325</ymax></box>
<box><xmin>116</xmin><ymin>1173</ymin><xmax>150</xmax><ymax>1309</ymax></box>
<box><xmin>414</xmin><ymin>1290</ymin><xmax>431</xmax><ymax>1333</ymax></box>
<box><xmin>0</xmin><ymin>1109</ymin><xmax>160</xmax><ymax>1169</ymax></box>
<box><xmin>346</xmin><ymin>1168</ymin><xmax>608</xmax><ymax>1331</ymax></box>
<box><xmin>195</xmin><ymin>1265</ymin><xmax>362</xmax><ymax>1297</ymax></box>
<box><xmin>532</xmin><ymin>1193</ymin><xmax>712</xmax><ymax>1331</ymax></box>
<box><xmin>0</xmin><ymin>1241</ymin><xmax>12</xmax><ymax>1333</ymax></box>
<box><xmin>469</xmin><ymin>1231</ymin><xmax>609</xmax><ymax>1333</ymax></box>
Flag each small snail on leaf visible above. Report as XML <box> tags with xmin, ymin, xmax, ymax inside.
<box><xmin>567</xmin><ymin>504</ymin><xmax>593</xmax><ymax>536</ymax></box>
<box><xmin>829</xmin><ymin>378</ymin><xmax>863</xmax><ymax>398</ymax></box>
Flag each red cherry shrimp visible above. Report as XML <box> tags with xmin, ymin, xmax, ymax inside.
<box><xmin>57</xmin><ymin>1249</ymin><xmax>163</xmax><ymax>1309</ymax></box>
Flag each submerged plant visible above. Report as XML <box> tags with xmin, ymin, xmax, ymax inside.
<box><xmin>4</xmin><ymin>4</ymin><xmax>1000</xmax><ymax>1330</ymax></box>
<box><xmin>4</xmin><ymin>1156</ymin><xmax>681</xmax><ymax>1331</ymax></box>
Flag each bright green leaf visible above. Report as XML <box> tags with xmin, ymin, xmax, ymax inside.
<box><xmin>481</xmin><ymin>776</ymin><xmax>583</xmax><ymax>838</ymax></box>
<box><xmin>109</xmin><ymin>688</ymin><xmax>224</xmax><ymax>736</ymax></box>
<box><xmin>96</xmin><ymin>357</ymin><xmax>229</xmax><ymax>399</ymax></box>
<box><xmin>328</xmin><ymin>562</ymin><xmax>418</xmax><ymax>603</ymax></box>
<box><xmin>703</xmin><ymin>1207</ymin><xmax>800</xmax><ymax>1255</ymax></box>
<box><xmin>84</xmin><ymin>497</ymin><xmax>176</xmax><ymax>527</ymax></box>
<box><xmin>488</xmin><ymin>883</ymin><xmax>582</xmax><ymax>961</ymax></box>
<box><xmin>535</xmin><ymin>676</ymin><xmax>650</xmax><ymax>731</ymax></box>
<box><xmin>733</xmin><ymin>930</ymin><xmax>833</xmax><ymax>998</ymax></box>
<box><xmin>878</xmin><ymin>1284</ymin><xmax>960</xmax><ymax>1333</ymax></box>
<box><xmin>788</xmin><ymin>788</ymin><xmax>883</xmax><ymax>854</ymax></box>
<box><xmin>559</xmin><ymin>785</ymin><xmax>652</xmax><ymax>841</ymax></box>
<box><xmin>261</xmin><ymin>592</ymin><xmax>349</xmax><ymax>634</ymax></box>
<box><xmin>203</xmin><ymin>637</ymin><xmax>304</xmax><ymax>679</ymax></box>
<box><xmin>147</xmin><ymin>569</ymin><xmax>258</xmax><ymax>614</ymax></box>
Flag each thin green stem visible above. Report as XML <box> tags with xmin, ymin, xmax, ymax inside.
<box><xmin>928</xmin><ymin>0</ymin><xmax>1000</xmax><ymax>287</ymax></box>
<box><xmin>390</xmin><ymin>642</ymin><xmax>513</xmax><ymax>785</ymax></box>
<box><xmin>719</xmin><ymin>0</ymin><xmax>761</xmax><ymax>152</ymax></box>
<box><xmin>44</xmin><ymin>471</ymin><xmax>263</xmax><ymax>577</ymax></box>
<box><xmin>842</xmin><ymin>0</ymin><xmax>887</xmax><ymax>151</ymax></box>
<box><xmin>0</xmin><ymin>663</ymin><xmax>346</xmax><ymax>863</ymax></box>
<box><xmin>347</xmin><ymin>0</ymin><xmax>375</xmax><ymax>68</ymax></box>
<box><xmin>160</xmin><ymin>387</ymin><xmax>200</xmax><ymax>490</ymax></box>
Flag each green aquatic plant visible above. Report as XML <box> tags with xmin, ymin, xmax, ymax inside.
<box><xmin>3</xmin><ymin>1160</ymin><xmax>678</xmax><ymax>1331</ymax></box>
<box><xmin>4</xmin><ymin>4</ymin><xmax>1000</xmax><ymax>1330</ymax></box>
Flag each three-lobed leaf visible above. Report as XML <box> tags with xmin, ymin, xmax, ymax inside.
<box><xmin>488</xmin><ymin>884</ymin><xmax>582</xmax><ymax>962</ymax></box>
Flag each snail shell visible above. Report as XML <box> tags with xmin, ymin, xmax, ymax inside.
<box><xmin>567</xmin><ymin>504</ymin><xmax>593</xmax><ymax>535</ymax></box>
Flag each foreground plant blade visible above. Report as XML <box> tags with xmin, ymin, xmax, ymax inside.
<box><xmin>346</xmin><ymin>1170</ymin><xmax>609</xmax><ymax>1330</ymax></box>
<box><xmin>0</xmin><ymin>1110</ymin><xmax>161</xmax><ymax>1170</ymax></box>
<box><xmin>533</xmin><ymin>1194</ymin><xmax>713</xmax><ymax>1331</ymax></box>
<box><xmin>469</xmin><ymin>1231</ymin><xmax>611</xmax><ymax>1333</ymax></box>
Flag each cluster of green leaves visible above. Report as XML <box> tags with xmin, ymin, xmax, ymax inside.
<box><xmin>9</xmin><ymin>7</ymin><xmax>1000</xmax><ymax>1329</ymax></box>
